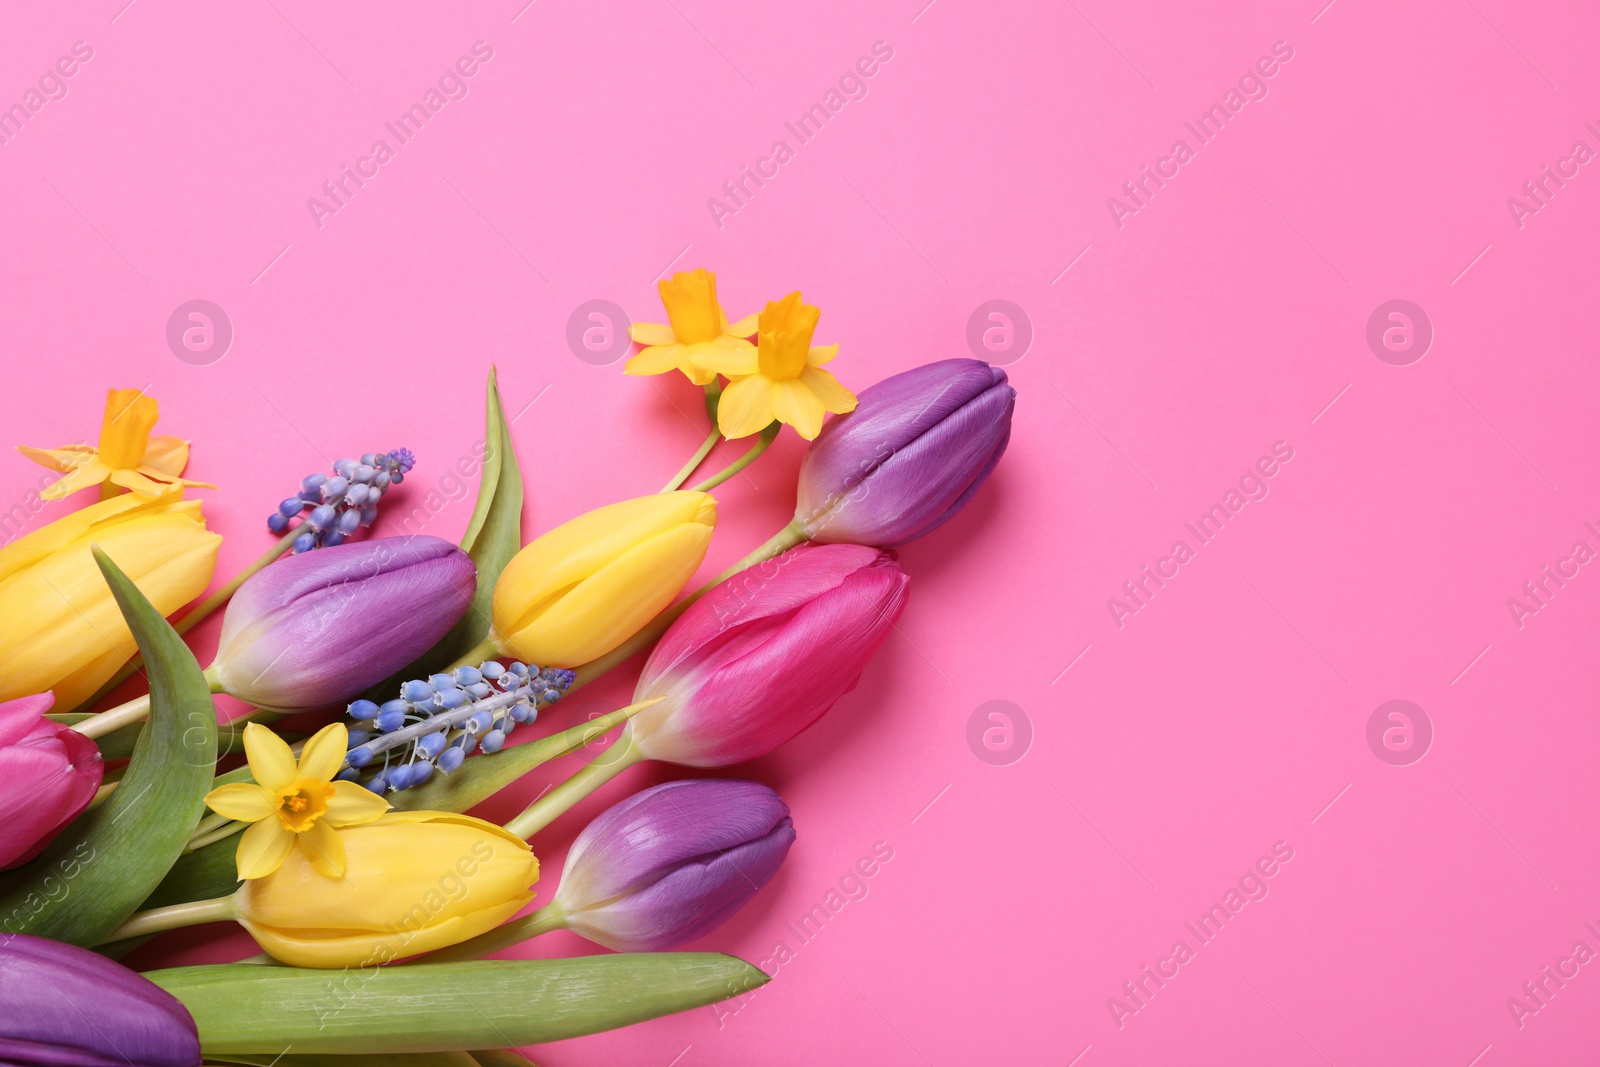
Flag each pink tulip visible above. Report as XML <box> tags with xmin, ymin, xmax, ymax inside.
<box><xmin>0</xmin><ymin>692</ymin><xmax>103</xmax><ymax>870</ymax></box>
<box><xmin>628</xmin><ymin>543</ymin><xmax>910</xmax><ymax>767</ymax></box>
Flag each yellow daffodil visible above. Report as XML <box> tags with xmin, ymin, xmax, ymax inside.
<box><xmin>18</xmin><ymin>388</ymin><xmax>215</xmax><ymax>500</ymax></box>
<box><xmin>626</xmin><ymin>268</ymin><xmax>758</xmax><ymax>386</ymax></box>
<box><xmin>204</xmin><ymin>722</ymin><xmax>390</xmax><ymax>880</ymax></box>
<box><xmin>693</xmin><ymin>291</ymin><xmax>857</xmax><ymax>440</ymax></box>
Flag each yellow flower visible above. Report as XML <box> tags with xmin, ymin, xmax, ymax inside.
<box><xmin>693</xmin><ymin>292</ymin><xmax>857</xmax><ymax>440</ymax></box>
<box><xmin>0</xmin><ymin>490</ymin><xmax>221</xmax><ymax>708</ymax></box>
<box><xmin>235</xmin><ymin>810</ymin><xmax>539</xmax><ymax>968</ymax></box>
<box><xmin>204</xmin><ymin>722</ymin><xmax>390</xmax><ymax>880</ymax></box>
<box><xmin>492</xmin><ymin>491</ymin><xmax>716</xmax><ymax>667</ymax></box>
<box><xmin>18</xmin><ymin>388</ymin><xmax>215</xmax><ymax>500</ymax></box>
<box><xmin>625</xmin><ymin>269</ymin><xmax>758</xmax><ymax>386</ymax></box>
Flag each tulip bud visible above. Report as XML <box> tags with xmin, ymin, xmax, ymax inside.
<box><xmin>0</xmin><ymin>933</ymin><xmax>201</xmax><ymax>1066</ymax></box>
<box><xmin>795</xmin><ymin>358</ymin><xmax>1014</xmax><ymax>547</ymax></box>
<box><xmin>628</xmin><ymin>543</ymin><xmax>908</xmax><ymax>767</ymax></box>
<box><xmin>0</xmin><ymin>490</ymin><xmax>221</xmax><ymax>709</ymax></box>
<box><xmin>209</xmin><ymin>535</ymin><xmax>475</xmax><ymax>713</ymax></box>
<box><xmin>235</xmin><ymin>811</ymin><xmax>539</xmax><ymax>968</ymax></box>
<box><xmin>0</xmin><ymin>692</ymin><xmax>103</xmax><ymax>869</ymax></box>
<box><xmin>556</xmin><ymin>779</ymin><xmax>794</xmax><ymax>951</ymax></box>
<box><xmin>491</xmin><ymin>491</ymin><xmax>717</xmax><ymax>667</ymax></box>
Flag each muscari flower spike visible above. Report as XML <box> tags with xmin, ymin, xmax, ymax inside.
<box><xmin>268</xmin><ymin>448</ymin><xmax>416</xmax><ymax>553</ymax></box>
<box><xmin>342</xmin><ymin>659</ymin><xmax>576</xmax><ymax>793</ymax></box>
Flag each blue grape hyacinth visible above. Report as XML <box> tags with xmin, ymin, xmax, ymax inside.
<box><xmin>268</xmin><ymin>448</ymin><xmax>415</xmax><ymax>552</ymax></box>
<box><xmin>342</xmin><ymin>659</ymin><xmax>576</xmax><ymax>793</ymax></box>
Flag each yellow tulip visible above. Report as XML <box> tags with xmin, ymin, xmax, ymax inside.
<box><xmin>491</xmin><ymin>491</ymin><xmax>717</xmax><ymax>667</ymax></box>
<box><xmin>234</xmin><ymin>811</ymin><xmax>539</xmax><ymax>968</ymax></box>
<box><xmin>0</xmin><ymin>490</ymin><xmax>221</xmax><ymax>707</ymax></box>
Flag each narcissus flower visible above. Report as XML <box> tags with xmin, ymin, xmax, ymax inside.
<box><xmin>204</xmin><ymin>722</ymin><xmax>389</xmax><ymax>879</ymax></box>
<box><xmin>234</xmin><ymin>811</ymin><xmax>539</xmax><ymax>968</ymax></box>
<box><xmin>0</xmin><ymin>490</ymin><xmax>220</xmax><ymax>708</ymax></box>
<box><xmin>626</xmin><ymin>268</ymin><xmax>757</xmax><ymax>386</ymax></box>
<box><xmin>18</xmin><ymin>388</ymin><xmax>215</xmax><ymax>500</ymax></box>
<box><xmin>694</xmin><ymin>292</ymin><xmax>856</xmax><ymax>440</ymax></box>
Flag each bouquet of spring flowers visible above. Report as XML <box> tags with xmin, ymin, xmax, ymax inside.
<box><xmin>0</xmin><ymin>270</ymin><xmax>1016</xmax><ymax>1063</ymax></box>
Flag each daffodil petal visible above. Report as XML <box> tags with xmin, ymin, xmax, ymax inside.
<box><xmin>141</xmin><ymin>436</ymin><xmax>190</xmax><ymax>476</ymax></box>
<box><xmin>297</xmin><ymin>722</ymin><xmax>348</xmax><ymax>783</ymax></box>
<box><xmin>726</xmin><ymin>312</ymin><xmax>759</xmax><ymax>337</ymax></box>
<box><xmin>625</xmin><ymin>344</ymin><xmax>689</xmax><ymax>377</ymax></box>
<box><xmin>629</xmin><ymin>321</ymin><xmax>677</xmax><ymax>346</ymax></box>
<box><xmin>15</xmin><ymin>446</ymin><xmax>80</xmax><ymax>473</ymax></box>
<box><xmin>108</xmin><ymin>468</ymin><xmax>170</xmax><ymax>497</ymax></box>
<box><xmin>718</xmin><ymin>375</ymin><xmax>777</xmax><ymax>439</ymax></box>
<box><xmin>37</xmin><ymin>462</ymin><xmax>112</xmax><ymax>500</ymax></box>
<box><xmin>773</xmin><ymin>379</ymin><xmax>827</xmax><ymax>439</ymax></box>
<box><xmin>204</xmin><ymin>782</ymin><xmax>275</xmax><ymax>823</ymax></box>
<box><xmin>298</xmin><ymin>819</ymin><xmax>347</xmax><ymax>878</ymax></box>
<box><xmin>689</xmin><ymin>337</ymin><xmax>759</xmax><ymax>377</ymax></box>
<box><xmin>807</xmin><ymin>343</ymin><xmax>840</xmax><ymax>366</ymax></box>
<box><xmin>236</xmin><ymin>817</ymin><xmax>296</xmax><ymax>879</ymax></box>
<box><xmin>243</xmin><ymin>722</ymin><xmax>298</xmax><ymax>791</ymax></box>
<box><xmin>800</xmin><ymin>365</ymin><xmax>858</xmax><ymax>414</ymax></box>
<box><xmin>325</xmin><ymin>780</ymin><xmax>391</xmax><ymax>826</ymax></box>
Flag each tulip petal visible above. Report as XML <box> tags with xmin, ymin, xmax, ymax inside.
<box><xmin>325</xmin><ymin>780</ymin><xmax>390</xmax><ymax>826</ymax></box>
<box><xmin>141</xmin><ymin>435</ymin><xmax>190</xmax><ymax>476</ymax></box>
<box><xmin>235</xmin><ymin>817</ymin><xmax>296</xmax><ymax>880</ymax></box>
<box><xmin>628</xmin><ymin>321</ymin><xmax>677</xmax><ymax>345</ymax></box>
<box><xmin>297</xmin><ymin>819</ymin><xmax>347</xmax><ymax>878</ymax></box>
<box><xmin>772</xmin><ymin>379</ymin><xmax>826</xmax><ymax>439</ymax></box>
<box><xmin>297</xmin><ymin>722</ymin><xmax>348</xmax><ymax>783</ymax></box>
<box><xmin>242</xmin><ymin>723</ymin><xmax>298</xmax><ymax>791</ymax></box>
<box><xmin>203</xmin><ymin>782</ymin><xmax>274</xmax><ymax>823</ymax></box>
<box><xmin>0</xmin><ymin>692</ymin><xmax>53</xmax><ymax>748</ymax></box>
<box><xmin>716</xmin><ymin>375</ymin><xmax>776</xmax><ymax>439</ymax></box>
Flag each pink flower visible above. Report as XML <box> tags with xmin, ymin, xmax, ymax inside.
<box><xmin>0</xmin><ymin>692</ymin><xmax>103</xmax><ymax>870</ymax></box>
<box><xmin>628</xmin><ymin>543</ymin><xmax>909</xmax><ymax>767</ymax></box>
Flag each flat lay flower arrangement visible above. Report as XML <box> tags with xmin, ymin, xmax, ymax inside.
<box><xmin>0</xmin><ymin>269</ymin><xmax>1015</xmax><ymax>1066</ymax></box>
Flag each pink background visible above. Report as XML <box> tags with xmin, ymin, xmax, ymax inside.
<box><xmin>3</xmin><ymin>0</ymin><xmax>1599</xmax><ymax>1063</ymax></box>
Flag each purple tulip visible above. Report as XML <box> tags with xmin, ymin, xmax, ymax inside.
<box><xmin>795</xmin><ymin>357</ymin><xmax>1014</xmax><ymax>547</ymax></box>
<box><xmin>555</xmin><ymin>779</ymin><xmax>795</xmax><ymax>951</ymax></box>
<box><xmin>209</xmin><ymin>535</ymin><xmax>475</xmax><ymax>712</ymax></box>
<box><xmin>0</xmin><ymin>693</ymin><xmax>103</xmax><ymax>871</ymax></box>
<box><xmin>627</xmin><ymin>543</ymin><xmax>909</xmax><ymax>767</ymax></box>
<box><xmin>0</xmin><ymin>934</ymin><xmax>200</xmax><ymax>1067</ymax></box>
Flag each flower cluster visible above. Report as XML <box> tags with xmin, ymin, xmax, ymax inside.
<box><xmin>342</xmin><ymin>660</ymin><xmax>575</xmax><ymax>792</ymax></box>
<box><xmin>269</xmin><ymin>448</ymin><xmax>415</xmax><ymax>552</ymax></box>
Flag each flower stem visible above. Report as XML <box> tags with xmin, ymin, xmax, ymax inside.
<box><xmin>422</xmin><ymin>901</ymin><xmax>567</xmax><ymax>963</ymax></box>
<box><xmin>100</xmin><ymin>894</ymin><xmax>237</xmax><ymax>944</ymax></box>
<box><xmin>569</xmin><ymin>520</ymin><xmax>809</xmax><ymax>691</ymax></box>
<box><xmin>70</xmin><ymin>531</ymin><xmax>296</xmax><ymax>714</ymax></box>
<box><xmin>446</xmin><ymin>635</ymin><xmax>504</xmax><ymax>673</ymax></box>
<box><xmin>72</xmin><ymin>670</ymin><xmax>224</xmax><ymax>740</ymax></box>
<box><xmin>661</xmin><ymin>427</ymin><xmax>721</xmax><ymax>492</ymax></box>
<box><xmin>689</xmin><ymin>422</ymin><xmax>778</xmax><ymax>493</ymax></box>
<box><xmin>503</xmin><ymin>732</ymin><xmax>643</xmax><ymax>839</ymax></box>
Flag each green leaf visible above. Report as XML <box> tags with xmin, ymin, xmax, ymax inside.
<box><xmin>364</xmin><ymin>365</ymin><xmax>524</xmax><ymax>698</ymax></box>
<box><xmin>147</xmin><ymin>954</ymin><xmax>767</xmax><ymax>1055</ymax></box>
<box><xmin>0</xmin><ymin>548</ymin><xmax>218</xmax><ymax>944</ymax></box>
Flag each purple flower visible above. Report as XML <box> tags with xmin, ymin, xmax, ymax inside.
<box><xmin>795</xmin><ymin>357</ymin><xmax>1014</xmax><ymax>546</ymax></box>
<box><xmin>555</xmin><ymin>779</ymin><xmax>795</xmax><ymax>952</ymax></box>
<box><xmin>209</xmin><ymin>535</ymin><xmax>476</xmax><ymax>712</ymax></box>
<box><xmin>0</xmin><ymin>934</ymin><xmax>200</xmax><ymax>1067</ymax></box>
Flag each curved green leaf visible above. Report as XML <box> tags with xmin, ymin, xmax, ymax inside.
<box><xmin>0</xmin><ymin>548</ymin><xmax>218</xmax><ymax>944</ymax></box>
<box><xmin>364</xmin><ymin>365</ymin><xmax>524</xmax><ymax>699</ymax></box>
<box><xmin>148</xmin><ymin>954</ymin><xmax>767</xmax><ymax>1055</ymax></box>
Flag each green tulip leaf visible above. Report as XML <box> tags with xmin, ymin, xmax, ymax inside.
<box><xmin>147</xmin><ymin>954</ymin><xmax>767</xmax><ymax>1055</ymax></box>
<box><xmin>364</xmin><ymin>364</ymin><xmax>524</xmax><ymax>699</ymax></box>
<box><xmin>0</xmin><ymin>548</ymin><xmax>218</xmax><ymax>944</ymax></box>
